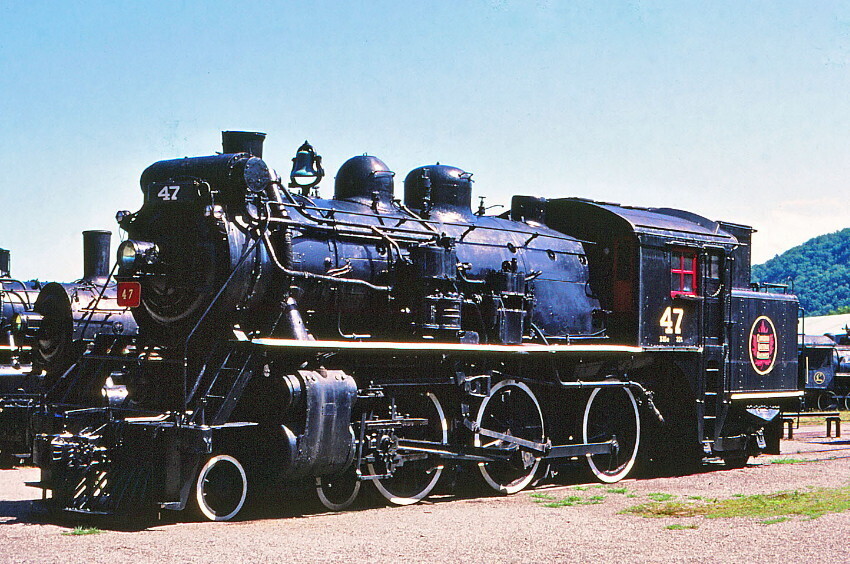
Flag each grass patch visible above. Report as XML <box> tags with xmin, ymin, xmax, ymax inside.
<box><xmin>761</xmin><ymin>516</ymin><xmax>791</xmax><ymax>525</ymax></box>
<box><xmin>665</xmin><ymin>523</ymin><xmax>698</xmax><ymax>530</ymax></box>
<box><xmin>623</xmin><ymin>486</ymin><xmax>850</xmax><ymax>520</ymax></box>
<box><xmin>687</xmin><ymin>495</ymin><xmax>704</xmax><ymax>501</ymax></box>
<box><xmin>532</xmin><ymin>493</ymin><xmax>606</xmax><ymax>508</ymax></box>
<box><xmin>62</xmin><ymin>526</ymin><xmax>102</xmax><ymax>536</ymax></box>
<box><xmin>606</xmin><ymin>487</ymin><xmax>628</xmax><ymax>494</ymax></box>
<box><xmin>541</xmin><ymin>495</ymin><xmax>584</xmax><ymax>507</ymax></box>
<box><xmin>572</xmin><ymin>486</ymin><xmax>588</xmax><ymax>491</ymax></box>
<box><xmin>624</xmin><ymin>501</ymin><xmax>698</xmax><ymax>517</ymax></box>
<box><xmin>647</xmin><ymin>492</ymin><xmax>676</xmax><ymax>502</ymax></box>
<box><xmin>771</xmin><ymin>458</ymin><xmax>806</xmax><ymax>465</ymax></box>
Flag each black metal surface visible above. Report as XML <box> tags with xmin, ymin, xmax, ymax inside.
<box><xmin>334</xmin><ymin>155</ymin><xmax>395</xmax><ymax>207</ymax></box>
<box><xmin>404</xmin><ymin>164</ymin><xmax>474</xmax><ymax>216</ymax></box>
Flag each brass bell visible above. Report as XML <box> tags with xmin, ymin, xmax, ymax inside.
<box><xmin>289</xmin><ymin>141</ymin><xmax>325</xmax><ymax>194</ymax></box>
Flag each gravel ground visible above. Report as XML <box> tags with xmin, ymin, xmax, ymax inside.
<box><xmin>1</xmin><ymin>424</ymin><xmax>848</xmax><ymax>564</ymax></box>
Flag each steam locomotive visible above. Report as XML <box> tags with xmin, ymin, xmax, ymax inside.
<box><xmin>798</xmin><ymin>334</ymin><xmax>850</xmax><ymax>410</ymax></box>
<box><xmin>0</xmin><ymin>249</ymin><xmax>42</xmax><ymax>460</ymax></box>
<box><xmin>32</xmin><ymin>132</ymin><xmax>800</xmax><ymax>521</ymax></box>
<box><xmin>0</xmin><ymin>235</ymin><xmax>137</xmax><ymax>461</ymax></box>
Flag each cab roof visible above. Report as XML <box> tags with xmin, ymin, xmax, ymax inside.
<box><xmin>546</xmin><ymin>197</ymin><xmax>742</xmax><ymax>247</ymax></box>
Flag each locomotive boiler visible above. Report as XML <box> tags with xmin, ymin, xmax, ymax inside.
<box><xmin>21</xmin><ymin>230</ymin><xmax>139</xmax><ymax>378</ymax></box>
<box><xmin>32</xmin><ymin>132</ymin><xmax>800</xmax><ymax>521</ymax></box>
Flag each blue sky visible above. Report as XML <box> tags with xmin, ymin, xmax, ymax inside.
<box><xmin>2</xmin><ymin>1</ymin><xmax>850</xmax><ymax>280</ymax></box>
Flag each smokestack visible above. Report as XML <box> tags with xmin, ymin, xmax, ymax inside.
<box><xmin>221</xmin><ymin>131</ymin><xmax>266</xmax><ymax>158</ymax></box>
<box><xmin>0</xmin><ymin>248</ymin><xmax>9</xmax><ymax>277</ymax></box>
<box><xmin>83</xmin><ymin>230</ymin><xmax>111</xmax><ymax>281</ymax></box>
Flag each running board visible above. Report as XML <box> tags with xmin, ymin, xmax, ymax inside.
<box><xmin>248</xmin><ymin>336</ymin><xmax>643</xmax><ymax>354</ymax></box>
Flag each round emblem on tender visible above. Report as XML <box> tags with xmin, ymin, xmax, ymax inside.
<box><xmin>814</xmin><ymin>371</ymin><xmax>826</xmax><ymax>385</ymax></box>
<box><xmin>749</xmin><ymin>316</ymin><xmax>777</xmax><ymax>375</ymax></box>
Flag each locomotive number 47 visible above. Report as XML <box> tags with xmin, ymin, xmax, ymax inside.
<box><xmin>157</xmin><ymin>185</ymin><xmax>181</xmax><ymax>201</ymax></box>
<box><xmin>660</xmin><ymin>306</ymin><xmax>684</xmax><ymax>335</ymax></box>
<box><xmin>117</xmin><ymin>281</ymin><xmax>142</xmax><ymax>308</ymax></box>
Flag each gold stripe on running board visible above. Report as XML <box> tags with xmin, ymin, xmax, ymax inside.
<box><xmin>247</xmin><ymin>337</ymin><xmax>644</xmax><ymax>354</ymax></box>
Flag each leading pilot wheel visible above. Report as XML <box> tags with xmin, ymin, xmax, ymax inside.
<box><xmin>582</xmin><ymin>385</ymin><xmax>641</xmax><ymax>483</ymax></box>
<box><xmin>369</xmin><ymin>392</ymin><xmax>449</xmax><ymax>506</ymax></box>
<box><xmin>475</xmin><ymin>380</ymin><xmax>545</xmax><ymax>494</ymax></box>
<box><xmin>193</xmin><ymin>454</ymin><xmax>248</xmax><ymax>521</ymax></box>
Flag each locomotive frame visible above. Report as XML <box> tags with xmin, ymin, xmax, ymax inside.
<box><xmin>30</xmin><ymin>132</ymin><xmax>800</xmax><ymax>521</ymax></box>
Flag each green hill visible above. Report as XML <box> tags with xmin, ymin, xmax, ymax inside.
<box><xmin>752</xmin><ymin>228</ymin><xmax>850</xmax><ymax>316</ymax></box>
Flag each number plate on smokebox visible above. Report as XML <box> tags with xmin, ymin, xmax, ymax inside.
<box><xmin>117</xmin><ymin>281</ymin><xmax>142</xmax><ymax>308</ymax></box>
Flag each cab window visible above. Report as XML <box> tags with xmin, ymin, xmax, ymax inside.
<box><xmin>671</xmin><ymin>249</ymin><xmax>698</xmax><ymax>297</ymax></box>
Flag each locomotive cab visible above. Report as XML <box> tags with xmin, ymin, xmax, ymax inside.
<box><xmin>545</xmin><ymin>199</ymin><xmax>743</xmax><ymax>348</ymax></box>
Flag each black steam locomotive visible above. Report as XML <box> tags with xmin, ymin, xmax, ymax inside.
<box><xmin>0</xmin><ymin>249</ymin><xmax>43</xmax><ymax>461</ymax></box>
<box><xmin>32</xmin><ymin>132</ymin><xmax>800</xmax><ymax>521</ymax></box>
<box><xmin>798</xmin><ymin>334</ymin><xmax>850</xmax><ymax>410</ymax></box>
<box><xmin>0</xmin><ymin>235</ymin><xmax>137</xmax><ymax>461</ymax></box>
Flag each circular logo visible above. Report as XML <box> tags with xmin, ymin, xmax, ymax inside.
<box><xmin>814</xmin><ymin>371</ymin><xmax>826</xmax><ymax>385</ymax></box>
<box><xmin>749</xmin><ymin>316</ymin><xmax>777</xmax><ymax>375</ymax></box>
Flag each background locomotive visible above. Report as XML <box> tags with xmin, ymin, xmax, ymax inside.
<box><xmin>0</xmin><ymin>234</ymin><xmax>137</xmax><ymax>462</ymax></box>
<box><xmin>0</xmin><ymin>249</ymin><xmax>41</xmax><ymax>462</ymax></box>
<box><xmin>798</xmin><ymin>333</ymin><xmax>850</xmax><ymax>410</ymax></box>
<box><xmin>32</xmin><ymin>132</ymin><xmax>800</xmax><ymax>521</ymax></box>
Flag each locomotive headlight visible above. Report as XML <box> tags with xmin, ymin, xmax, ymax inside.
<box><xmin>11</xmin><ymin>312</ymin><xmax>42</xmax><ymax>338</ymax></box>
<box><xmin>117</xmin><ymin>240</ymin><xmax>159</xmax><ymax>273</ymax></box>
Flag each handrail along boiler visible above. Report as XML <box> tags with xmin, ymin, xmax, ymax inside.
<box><xmin>32</xmin><ymin>132</ymin><xmax>800</xmax><ymax>520</ymax></box>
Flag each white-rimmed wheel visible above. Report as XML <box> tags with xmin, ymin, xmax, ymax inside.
<box><xmin>583</xmin><ymin>385</ymin><xmax>641</xmax><ymax>483</ymax></box>
<box><xmin>817</xmin><ymin>391</ymin><xmax>838</xmax><ymax>411</ymax></box>
<box><xmin>369</xmin><ymin>392</ymin><xmax>448</xmax><ymax>506</ymax></box>
<box><xmin>475</xmin><ymin>379</ymin><xmax>545</xmax><ymax>494</ymax></box>
<box><xmin>316</xmin><ymin>471</ymin><xmax>361</xmax><ymax>511</ymax></box>
<box><xmin>193</xmin><ymin>454</ymin><xmax>247</xmax><ymax>521</ymax></box>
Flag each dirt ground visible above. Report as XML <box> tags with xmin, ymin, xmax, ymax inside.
<box><xmin>1</xmin><ymin>424</ymin><xmax>848</xmax><ymax>564</ymax></box>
